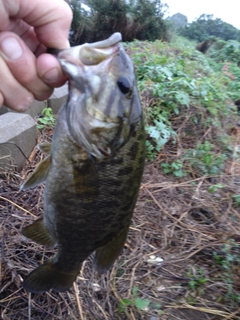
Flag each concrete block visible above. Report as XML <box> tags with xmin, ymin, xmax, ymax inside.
<box><xmin>23</xmin><ymin>100</ymin><xmax>46</xmax><ymax>118</ymax></box>
<box><xmin>0</xmin><ymin>105</ymin><xmax>8</xmax><ymax>115</ymax></box>
<box><xmin>0</xmin><ymin>113</ymin><xmax>37</xmax><ymax>172</ymax></box>
<box><xmin>0</xmin><ymin>83</ymin><xmax>69</xmax><ymax>117</ymax></box>
<box><xmin>0</xmin><ymin>100</ymin><xmax>46</xmax><ymax>118</ymax></box>
<box><xmin>48</xmin><ymin>84</ymin><xmax>68</xmax><ymax>114</ymax></box>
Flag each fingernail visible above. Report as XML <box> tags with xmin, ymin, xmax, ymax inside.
<box><xmin>1</xmin><ymin>37</ymin><xmax>23</xmax><ymax>60</ymax></box>
<box><xmin>42</xmin><ymin>67</ymin><xmax>61</xmax><ymax>82</ymax></box>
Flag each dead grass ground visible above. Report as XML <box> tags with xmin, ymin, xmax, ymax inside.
<box><xmin>0</xmin><ymin>122</ymin><xmax>240</xmax><ymax>319</ymax></box>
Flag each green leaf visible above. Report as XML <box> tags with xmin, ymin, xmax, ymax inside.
<box><xmin>174</xmin><ymin>170</ymin><xmax>184</xmax><ymax>177</ymax></box>
<box><xmin>132</xmin><ymin>286</ymin><xmax>138</xmax><ymax>296</ymax></box>
<box><xmin>232</xmin><ymin>194</ymin><xmax>240</xmax><ymax>206</ymax></box>
<box><xmin>208</xmin><ymin>183</ymin><xmax>225</xmax><ymax>193</ymax></box>
<box><xmin>175</xmin><ymin>91</ymin><xmax>190</xmax><ymax>107</ymax></box>
<box><xmin>118</xmin><ymin>299</ymin><xmax>132</xmax><ymax>312</ymax></box>
<box><xmin>134</xmin><ymin>298</ymin><xmax>150</xmax><ymax>310</ymax></box>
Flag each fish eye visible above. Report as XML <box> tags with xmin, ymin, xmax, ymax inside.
<box><xmin>117</xmin><ymin>77</ymin><xmax>131</xmax><ymax>94</ymax></box>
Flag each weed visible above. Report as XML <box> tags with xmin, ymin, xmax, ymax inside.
<box><xmin>146</xmin><ymin>121</ymin><xmax>176</xmax><ymax>160</ymax></box>
<box><xmin>232</xmin><ymin>194</ymin><xmax>240</xmax><ymax>207</ymax></box>
<box><xmin>208</xmin><ymin>183</ymin><xmax>225</xmax><ymax>193</ymax></box>
<box><xmin>187</xmin><ymin>268</ymin><xmax>209</xmax><ymax>291</ymax></box>
<box><xmin>213</xmin><ymin>241</ymin><xmax>240</xmax><ymax>306</ymax></box>
<box><xmin>160</xmin><ymin>160</ymin><xmax>185</xmax><ymax>177</ymax></box>
<box><xmin>130</xmin><ymin>39</ymin><xmax>236</xmax><ymax>163</ymax></box>
<box><xmin>185</xmin><ymin>141</ymin><xmax>227</xmax><ymax>175</ymax></box>
<box><xmin>209</xmin><ymin>40</ymin><xmax>240</xmax><ymax>64</ymax></box>
<box><xmin>37</xmin><ymin>107</ymin><xmax>56</xmax><ymax>129</ymax></box>
<box><xmin>186</xmin><ymin>268</ymin><xmax>209</xmax><ymax>303</ymax></box>
<box><xmin>118</xmin><ymin>286</ymin><xmax>150</xmax><ymax>313</ymax></box>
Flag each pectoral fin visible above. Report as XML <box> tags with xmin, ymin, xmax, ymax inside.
<box><xmin>94</xmin><ymin>225</ymin><xmax>129</xmax><ymax>273</ymax></box>
<box><xmin>38</xmin><ymin>142</ymin><xmax>52</xmax><ymax>154</ymax></box>
<box><xmin>20</xmin><ymin>155</ymin><xmax>51</xmax><ymax>191</ymax></box>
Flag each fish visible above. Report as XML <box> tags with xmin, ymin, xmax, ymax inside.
<box><xmin>20</xmin><ymin>32</ymin><xmax>145</xmax><ymax>293</ymax></box>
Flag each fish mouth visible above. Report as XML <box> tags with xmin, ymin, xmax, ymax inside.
<box><xmin>56</xmin><ymin>33</ymin><xmax>131</xmax><ymax>159</ymax></box>
<box><xmin>58</xmin><ymin>33</ymin><xmax>122</xmax><ymax>72</ymax></box>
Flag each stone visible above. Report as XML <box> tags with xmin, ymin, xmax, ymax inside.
<box><xmin>0</xmin><ymin>112</ymin><xmax>37</xmax><ymax>172</ymax></box>
<box><xmin>48</xmin><ymin>84</ymin><xmax>68</xmax><ymax>114</ymax></box>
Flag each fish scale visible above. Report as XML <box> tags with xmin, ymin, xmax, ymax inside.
<box><xmin>20</xmin><ymin>33</ymin><xmax>145</xmax><ymax>293</ymax></box>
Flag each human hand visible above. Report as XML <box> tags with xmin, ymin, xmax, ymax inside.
<box><xmin>0</xmin><ymin>0</ymin><xmax>72</xmax><ymax>111</ymax></box>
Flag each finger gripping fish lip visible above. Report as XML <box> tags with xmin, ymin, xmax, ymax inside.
<box><xmin>58</xmin><ymin>32</ymin><xmax>122</xmax><ymax>70</ymax></box>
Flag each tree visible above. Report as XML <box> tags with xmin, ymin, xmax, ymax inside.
<box><xmin>179</xmin><ymin>14</ymin><xmax>240</xmax><ymax>42</ymax></box>
<box><xmin>66</xmin><ymin>0</ymin><xmax>93</xmax><ymax>45</ymax></box>
<box><xmin>67</xmin><ymin>0</ymin><xmax>170</xmax><ymax>45</ymax></box>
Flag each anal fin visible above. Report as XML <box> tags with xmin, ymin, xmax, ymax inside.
<box><xmin>94</xmin><ymin>225</ymin><xmax>129</xmax><ymax>273</ymax></box>
<box><xmin>22</xmin><ymin>217</ymin><xmax>55</xmax><ymax>247</ymax></box>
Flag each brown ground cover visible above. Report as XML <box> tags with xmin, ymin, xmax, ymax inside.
<box><xmin>1</xmin><ymin>120</ymin><xmax>240</xmax><ymax>319</ymax></box>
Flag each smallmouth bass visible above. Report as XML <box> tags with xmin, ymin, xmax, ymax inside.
<box><xmin>21</xmin><ymin>33</ymin><xmax>145</xmax><ymax>293</ymax></box>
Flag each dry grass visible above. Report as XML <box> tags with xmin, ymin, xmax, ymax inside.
<box><xmin>1</xmin><ymin>86</ymin><xmax>240</xmax><ymax>320</ymax></box>
<box><xmin>1</xmin><ymin>123</ymin><xmax>240</xmax><ymax>320</ymax></box>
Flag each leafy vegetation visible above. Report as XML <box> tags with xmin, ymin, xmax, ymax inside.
<box><xmin>127</xmin><ymin>37</ymin><xmax>238</xmax><ymax>179</ymax></box>
<box><xmin>187</xmin><ymin>268</ymin><xmax>209</xmax><ymax>291</ymax></box>
<box><xmin>186</xmin><ymin>141</ymin><xmax>227</xmax><ymax>175</ymax></box>
<box><xmin>118</xmin><ymin>286</ymin><xmax>150</xmax><ymax>313</ymax></box>
<box><xmin>125</xmin><ymin>37</ymin><xmax>240</xmax><ymax>314</ymax></box>
<box><xmin>160</xmin><ymin>160</ymin><xmax>185</xmax><ymax>177</ymax></box>
<box><xmin>232</xmin><ymin>194</ymin><xmax>240</xmax><ymax>207</ymax></box>
<box><xmin>37</xmin><ymin>107</ymin><xmax>56</xmax><ymax>129</ymax></box>
<box><xmin>207</xmin><ymin>39</ymin><xmax>240</xmax><ymax>101</ymax></box>
<box><xmin>209</xmin><ymin>39</ymin><xmax>240</xmax><ymax>64</ymax></box>
<box><xmin>213</xmin><ymin>241</ymin><xmax>240</xmax><ymax>306</ymax></box>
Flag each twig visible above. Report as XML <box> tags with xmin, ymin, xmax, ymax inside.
<box><xmin>223</xmin><ymin>308</ymin><xmax>240</xmax><ymax>320</ymax></box>
<box><xmin>28</xmin><ymin>293</ymin><xmax>31</xmax><ymax>320</ymax></box>
<box><xmin>165</xmin><ymin>303</ymin><xmax>234</xmax><ymax>317</ymax></box>
<box><xmin>127</xmin><ymin>261</ymin><xmax>140</xmax><ymax>298</ymax></box>
<box><xmin>110</xmin><ymin>269</ymin><xmax>132</xmax><ymax>320</ymax></box>
<box><xmin>145</xmin><ymin>188</ymin><xmax>179</xmax><ymax>222</ymax></box>
<box><xmin>73</xmin><ymin>282</ymin><xmax>84</xmax><ymax>320</ymax></box>
<box><xmin>0</xmin><ymin>196</ymin><xmax>36</xmax><ymax>217</ymax></box>
<box><xmin>169</xmin><ymin>241</ymin><xmax>221</xmax><ymax>263</ymax></box>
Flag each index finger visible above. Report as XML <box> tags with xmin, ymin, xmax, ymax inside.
<box><xmin>1</xmin><ymin>0</ymin><xmax>72</xmax><ymax>49</ymax></box>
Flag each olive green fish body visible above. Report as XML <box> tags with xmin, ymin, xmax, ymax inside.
<box><xmin>21</xmin><ymin>33</ymin><xmax>145</xmax><ymax>293</ymax></box>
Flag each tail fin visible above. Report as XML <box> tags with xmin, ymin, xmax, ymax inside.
<box><xmin>23</xmin><ymin>260</ymin><xmax>79</xmax><ymax>293</ymax></box>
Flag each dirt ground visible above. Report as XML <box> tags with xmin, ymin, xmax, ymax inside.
<box><xmin>1</xmin><ymin>125</ymin><xmax>240</xmax><ymax>319</ymax></box>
